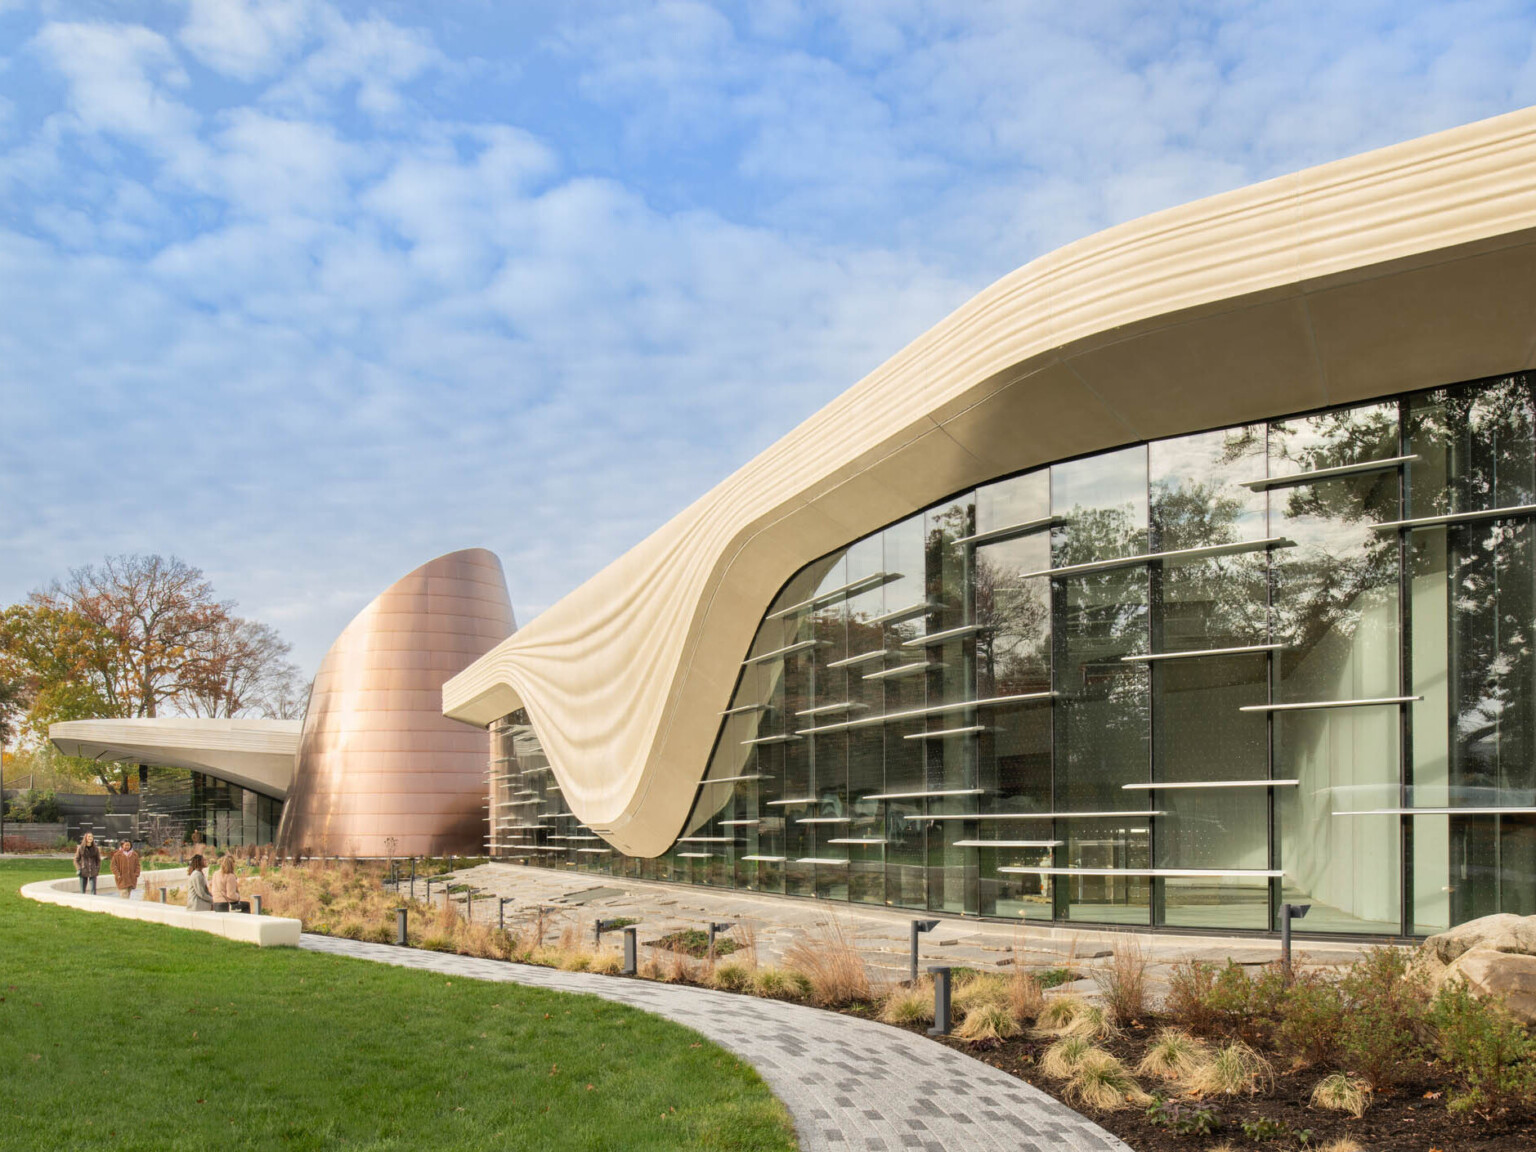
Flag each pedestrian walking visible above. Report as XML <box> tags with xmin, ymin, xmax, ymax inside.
<box><xmin>74</xmin><ymin>832</ymin><xmax>101</xmax><ymax>894</ymax></box>
<box><xmin>110</xmin><ymin>839</ymin><xmax>141</xmax><ymax>899</ymax></box>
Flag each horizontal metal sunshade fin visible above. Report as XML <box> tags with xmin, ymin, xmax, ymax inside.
<box><xmin>1020</xmin><ymin>536</ymin><xmax>1294</xmax><ymax>580</ymax></box>
<box><xmin>698</xmin><ymin>773</ymin><xmax>768</xmax><ymax>786</ymax></box>
<box><xmin>1240</xmin><ymin>696</ymin><xmax>1420</xmax><ymax>712</ymax></box>
<box><xmin>827</xmin><ymin>649</ymin><xmax>890</xmax><ymax>669</ymax></box>
<box><xmin>901</xmin><ymin>623</ymin><xmax>992</xmax><ymax>648</ymax></box>
<box><xmin>953</xmin><ymin>515</ymin><xmax>1063</xmax><ymax>547</ymax></box>
<box><xmin>1121</xmin><ymin>779</ymin><xmax>1300</xmax><ymax>790</ymax></box>
<box><xmin>1333</xmin><ymin>807</ymin><xmax>1536</xmax><ymax>816</ymax></box>
<box><xmin>954</xmin><ymin>839</ymin><xmax>1063</xmax><ymax>848</ymax></box>
<box><xmin>998</xmin><ymin>866</ymin><xmax>1282</xmax><ymax>877</ymax></box>
<box><xmin>909</xmin><ymin>810</ymin><xmax>1163</xmax><ymax>820</ymax></box>
<box><xmin>1121</xmin><ymin>643</ymin><xmax>1285</xmax><ymax>663</ymax></box>
<box><xmin>743</xmin><ymin>639</ymin><xmax>824</xmax><ymax>665</ymax></box>
<box><xmin>860</xmin><ymin>661</ymin><xmax>936</xmax><ymax>681</ymax></box>
<box><xmin>864</xmin><ymin>788</ymin><xmax>983</xmax><ymax>800</ymax></box>
<box><xmin>903</xmin><ymin>726</ymin><xmax>990</xmax><ymax>740</ymax></box>
<box><xmin>766</xmin><ymin>571</ymin><xmax>904</xmax><ymax>620</ymax></box>
<box><xmin>864</xmin><ymin>601</ymin><xmax>935</xmax><ymax>627</ymax></box>
<box><xmin>1240</xmin><ymin>454</ymin><xmax>1419</xmax><ymax>491</ymax></box>
<box><xmin>1372</xmin><ymin>502</ymin><xmax>1536</xmax><ymax>531</ymax></box>
<box><xmin>795</xmin><ymin>691</ymin><xmax>1052</xmax><ymax>735</ymax></box>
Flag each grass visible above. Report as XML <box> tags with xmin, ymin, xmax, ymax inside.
<box><xmin>1135</xmin><ymin>1028</ymin><xmax>1210</xmax><ymax>1083</ymax></box>
<box><xmin>1311</xmin><ymin>1071</ymin><xmax>1372</xmax><ymax>1118</ymax></box>
<box><xmin>1186</xmin><ymin>1039</ymin><xmax>1273</xmax><ymax>1098</ymax></box>
<box><xmin>0</xmin><ymin>859</ymin><xmax>797</xmax><ymax>1152</ymax></box>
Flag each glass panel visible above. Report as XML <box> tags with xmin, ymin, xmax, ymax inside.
<box><xmin>1053</xmin><ymin>444</ymin><xmax>1149</xmax><ymax>564</ymax></box>
<box><xmin>975</xmin><ymin>532</ymin><xmax>1051</xmax><ymax>697</ymax></box>
<box><xmin>1149</xmin><ymin>425</ymin><xmax>1267</xmax><ymax>551</ymax></box>
<box><xmin>1063</xmin><ymin>818</ymin><xmax>1149</xmax><ymax>925</ymax></box>
<box><xmin>976</xmin><ymin>469</ymin><xmax>1049</xmax><ymax>536</ymax></box>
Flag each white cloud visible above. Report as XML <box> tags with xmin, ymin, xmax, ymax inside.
<box><xmin>31</xmin><ymin>21</ymin><xmax>195</xmax><ymax>144</ymax></box>
<box><xmin>179</xmin><ymin>0</ymin><xmax>314</xmax><ymax>81</ymax></box>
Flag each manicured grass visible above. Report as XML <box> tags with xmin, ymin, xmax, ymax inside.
<box><xmin>0</xmin><ymin>860</ymin><xmax>797</xmax><ymax>1152</ymax></box>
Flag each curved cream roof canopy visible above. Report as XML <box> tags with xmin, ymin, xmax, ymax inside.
<box><xmin>49</xmin><ymin>718</ymin><xmax>301</xmax><ymax>799</ymax></box>
<box><xmin>444</xmin><ymin>105</ymin><xmax>1536</xmax><ymax>857</ymax></box>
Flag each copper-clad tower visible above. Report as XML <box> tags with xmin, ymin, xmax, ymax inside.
<box><xmin>277</xmin><ymin>549</ymin><xmax>515</xmax><ymax>857</ymax></box>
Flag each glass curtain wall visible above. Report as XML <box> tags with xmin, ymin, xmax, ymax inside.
<box><xmin>490</xmin><ymin>371</ymin><xmax>1536</xmax><ymax>937</ymax></box>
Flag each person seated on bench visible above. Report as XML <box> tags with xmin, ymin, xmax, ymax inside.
<box><xmin>185</xmin><ymin>854</ymin><xmax>214</xmax><ymax>912</ymax></box>
<box><xmin>210</xmin><ymin>854</ymin><xmax>250</xmax><ymax>913</ymax></box>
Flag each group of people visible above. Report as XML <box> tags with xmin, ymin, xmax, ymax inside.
<box><xmin>73</xmin><ymin>831</ymin><xmax>251</xmax><ymax>912</ymax></box>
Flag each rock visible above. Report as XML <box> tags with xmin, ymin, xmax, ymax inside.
<box><xmin>1442</xmin><ymin>946</ymin><xmax>1536</xmax><ymax>1026</ymax></box>
<box><xmin>1424</xmin><ymin>913</ymin><xmax>1536</xmax><ymax>966</ymax></box>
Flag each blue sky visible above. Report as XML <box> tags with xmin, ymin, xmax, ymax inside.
<box><xmin>2</xmin><ymin>1</ymin><xmax>1535</xmax><ymax>674</ymax></box>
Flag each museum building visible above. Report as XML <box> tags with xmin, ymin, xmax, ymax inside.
<box><xmin>443</xmin><ymin>107</ymin><xmax>1536</xmax><ymax>939</ymax></box>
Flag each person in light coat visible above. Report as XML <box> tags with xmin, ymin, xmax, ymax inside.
<box><xmin>210</xmin><ymin>854</ymin><xmax>250</xmax><ymax>913</ymax></box>
<box><xmin>185</xmin><ymin>854</ymin><xmax>214</xmax><ymax>912</ymax></box>
<box><xmin>74</xmin><ymin>832</ymin><xmax>101</xmax><ymax>894</ymax></box>
<box><xmin>109</xmin><ymin>840</ymin><xmax>141</xmax><ymax>899</ymax></box>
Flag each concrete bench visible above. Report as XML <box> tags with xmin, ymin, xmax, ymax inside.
<box><xmin>21</xmin><ymin>869</ymin><xmax>301</xmax><ymax>947</ymax></box>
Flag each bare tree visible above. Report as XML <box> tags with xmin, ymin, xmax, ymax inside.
<box><xmin>183</xmin><ymin>616</ymin><xmax>305</xmax><ymax>719</ymax></box>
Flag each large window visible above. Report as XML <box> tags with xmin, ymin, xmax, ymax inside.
<box><xmin>494</xmin><ymin>371</ymin><xmax>1536</xmax><ymax>938</ymax></box>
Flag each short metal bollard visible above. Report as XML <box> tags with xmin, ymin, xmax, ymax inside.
<box><xmin>252</xmin><ymin>894</ymin><xmax>263</xmax><ymax>916</ymax></box>
<box><xmin>910</xmin><ymin>919</ymin><xmax>940</xmax><ymax>985</ymax></box>
<box><xmin>158</xmin><ymin>886</ymin><xmax>167</xmax><ymax>904</ymax></box>
<box><xmin>707</xmin><ymin>921</ymin><xmax>733</xmax><ymax>961</ymax></box>
<box><xmin>396</xmin><ymin>907</ymin><xmax>409</xmax><ymax>946</ymax></box>
<box><xmin>499</xmin><ymin>896</ymin><xmax>513</xmax><ymax>931</ymax></box>
<box><xmin>622</xmin><ymin>926</ymin><xmax>638</xmax><ymax>976</ymax></box>
<box><xmin>927</xmin><ymin>966</ymin><xmax>952</xmax><ymax>1036</ymax></box>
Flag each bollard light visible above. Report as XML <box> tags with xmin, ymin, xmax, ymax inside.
<box><xmin>158</xmin><ymin>886</ymin><xmax>167</xmax><ymax>904</ymax></box>
<box><xmin>622</xmin><ymin>926</ymin><xmax>638</xmax><ymax>976</ymax></box>
<box><xmin>595</xmin><ymin>917</ymin><xmax>628</xmax><ymax>947</ymax></box>
<box><xmin>252</xmin><ymin>894</ymin><xmax>263</xmax><ymax>916</ymax></box>
<box><xmin>927</xmin><ymin>966</ymin><xmax>952</xmax><ymax>1036</ymax></box>
<box><xmin>396</xmin><ymin>907</ymin><xmax>409</xmax><ymax>947</ymax></box>
<box><xmin>499</xmin><ymin>896</ymin><xmax>514</xmax><ymax>931</ymax></box>
<box><xmin>910</xmin><ymin>919</ymin><xmax>940</xmax><ymax>985</ymax></box>
<box><xmin>707</xmin><ymin>921</ymin><xmax>734</xmax><ymax>962</ymax></box>
<box><xmin>1280</xmin><ymin>903</ymin><xmax>1311</xmax><ymax>978</ymax></box>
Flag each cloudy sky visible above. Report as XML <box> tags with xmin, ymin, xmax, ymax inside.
<box><xmin>2</xmin><ymin>1</ymin><xmax>1535</xmax><ymax>673</ymax></box>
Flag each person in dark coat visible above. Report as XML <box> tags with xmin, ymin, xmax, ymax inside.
<box><xmin>74</xmin><ymin>832</ymin><xmax>101</xmax><ymax>894</ymax></box>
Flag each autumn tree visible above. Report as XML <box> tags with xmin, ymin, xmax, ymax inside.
<box><xmin>182</xmin><ymin>615</ymin><xmax>305</xmax><ymax>719</ymax></box>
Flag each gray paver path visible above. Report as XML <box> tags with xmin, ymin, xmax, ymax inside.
<box><xmin>301</xmin><ymin>934</ymin><xmax>1130</xmax><ymax>1152</ymax></box>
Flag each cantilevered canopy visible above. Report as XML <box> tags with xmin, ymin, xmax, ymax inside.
<box><xmin>49</xmin><ymin>717</ymin><xmax>301</xmax><ymax>799</ymax></box>
<box><xmin>445</xmin><ymin>105</ymin><xmax>1536</xmax><ymax>857</ymax></box>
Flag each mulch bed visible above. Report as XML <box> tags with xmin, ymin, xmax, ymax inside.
<box><xmin>917</xmin><ymin>1023</ymin><xmax>1536</xmax><ymax>1151</ymax></box>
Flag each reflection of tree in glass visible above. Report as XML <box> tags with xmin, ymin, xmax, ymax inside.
<box><xmin>1149</xmin><ymin>480</ymin><xmax>1266</xmax><ymax>646</ymax></box>
<box><xmin>974</xmin><ymin>551</ymin><xmax>1049</xmax><ymax>696</ymax></box>
<box><xmin>1411</xmin><ymin>377</ymin><xmax>1536</xmax><ymax>797</ymax></box>
<box><xmin>925</xmin><ymin>504</ymin><xmax>974</xmax><ymax>625</ymax></box>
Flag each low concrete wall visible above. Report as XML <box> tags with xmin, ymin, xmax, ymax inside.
<box><xmin>21</xmin><ymin>868</ymin><xmax>301</xmax><ymax>947</ymax></box>
<box><xmin>1</xmin><ymin>822</ymin><xmax>68</xmax><ymax>849</ymax></box>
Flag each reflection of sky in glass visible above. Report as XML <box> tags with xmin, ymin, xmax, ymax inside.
<box><xmin>1150</xmin><ymin>426</ymin><xmax>1266</xmax><ymax>549</ymax></box>
<box><xmin>1052</xmin><ymin>444</ymin><xmax>1147</xmax><ymax>562</ymax></box>
<box><xmin>1268</xmin><ymin>401</ymin><xmax>1398</xmax><ymax>477</ymax></box>
<box><xmin>977</xmin><ymin>469</ymin><xmax>1049</xmax><ymax>534</ymax></box>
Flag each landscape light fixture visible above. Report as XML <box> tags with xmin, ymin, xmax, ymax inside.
<box><xmin>396</xmin><ymin>907</ymin><xmax>409</xmax><ymax>947</ymax></box>
<box><xmin>1280</xmin><ymin>903</ymin><xmax>1311</xmax><ymax>977</ymax></box>
<box><xmin>910</xmin><ymin>919</ymin><xmax>940</xmax><ymax>985</ymax></box>
<box><xmin>594</xmin><ymin>917</ymin><xmax>629</xmax><ymax>946</ymax></box>
<box><xmin>707</xmin><ymin>921</ymin><xmax>734</xmax><ymax>960</ymax></box>
<box><xmin>499</xmin><ymin>896</ymin><xmax>514</xmax><ymax>931</ymax></box>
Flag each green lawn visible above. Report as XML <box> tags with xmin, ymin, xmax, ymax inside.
<box><xmin>0</xmin><ymin>859</ymin><xmax>797</xmax><ymax>1152</ymax></box>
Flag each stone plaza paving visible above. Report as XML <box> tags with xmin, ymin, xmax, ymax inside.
<box><xmin>301</xmin><ymin>933</ymin><xmax>1132</xmax><ymax>1152</ymax></box>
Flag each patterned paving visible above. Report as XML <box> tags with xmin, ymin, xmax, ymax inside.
<box><xmin>301</xmin><ymin>934</ymin><xmax>1130</xmax><ymax>1152</ymax></box>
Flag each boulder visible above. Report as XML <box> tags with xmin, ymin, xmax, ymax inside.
<box><xmin>1424</xmin><ymin>913</ymin><xmax>1536</xmax><ymax>966</ymax></box>
<box><xmin>1440</xmin><ymin>946</ymin><xmax>1536</xmax><ymax>1026</ymax></box>
<box><xmin>1418</xmin><ymin>914</ymin><xmax>1536</xmax><ymax>1025</ymax></box>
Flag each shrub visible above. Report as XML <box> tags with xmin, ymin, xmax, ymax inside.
<box><xmin>1167</xmin><ymin>959</ymin><xmax>1284</xmax><ymax>1044</ymax></box>
<box><xmin>1311</xmin><ymin>1071</ymin><xmax>1371</xmax><ymax>1118</ymax></box>
<box><xmin>783</xmin><ymin>919</ymin><xmax>870</xmax><ymax>1006</ymax></box>
<box><xmin>1274</xmin><ymin>970</ymin><xmax>1346</xmax><ymax>1067</ymax></box>
<box><xmin>1429</xmin><ymin>980</ymin><xmax>1536</xmax><ymax>1116</ymax></box>
<box><xmin>1135</xmin><ymin>1028</ymin><xmax>1210</xmax><ymax>1082</ymax></box>
<box><xmin>1336</xmin><ymin>947</ymin><xmax>1430</xmax><ymax>1090</ymax></box>
<box><xmin>1093</xmin><ymin>938</ymin><xmax>1149</xmax><ymax>1025</ymax></box>
<box><xmin>1063</xmin><ymin>1049</ymin><xmax>1147</xmax><ymax>1112</ymax></box>
<box><xmin>1039</xmin><ymin>1035</ymin><xmax>1092</xmax><ymax>1080</ymax></box>
<box><xmin>879</xmin><ymin>982</ymin><xmax>934</xmax><ymax>1026</ymax></box>
<box><xmin>710</xmin><ymin>960</ymin><xmax>753</xmax><ymax>992</ymax></box>
<box><xmin>1165</xmin><ymin>960</ymin><xmax>1220</xmax><ymax>1034</ymax></box>
<box><xmin>955</xmin><ymin>1002</ymin><xmax>1020</xmax><ymax>1045</ymax></box>
<box><xmin>1186</xmin><ymin>1041</ymin><xmax>1272</xmax><ymax>1098</ymax></box>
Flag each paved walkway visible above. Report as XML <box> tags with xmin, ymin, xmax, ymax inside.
<box><xmin>301</xmin><ymin>933</ymin><xmax>1130</xmax><ymax>1152</ymax></box>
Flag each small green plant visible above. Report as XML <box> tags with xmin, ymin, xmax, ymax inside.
<box><xmin>711</xmin><ymin>959</ymin><xmax>753</xmax><ymax>992</ymax></box>
<box><xmin>1037</xmin><ymin>967</ymin><xmax>1080</xmax><ymax>989</ymax></box>
<box><xmin>1336</xmin><ymin>947</ymin><xmax>1430</xmax><ymax>1091</ymax></box>
<box><xmin>751</xmin><ymin>966</ymin><xmax>810</xmax><ymax>1001</ymax></box>
<box><xmin>651</xmin><ymin>928</ymin><xmax>739</xmax><ymax>958</ymax></box>
<box><xmin>1239</xmin><ymin>1116</ymin><xmax>1293</xmax><ymax>1141</ymax></box>
<box><xmin>1144</xmin><ymin>1095</ymin><xmax>1220</xmax><ymax>1136</ymax></box>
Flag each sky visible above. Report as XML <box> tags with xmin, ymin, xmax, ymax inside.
<box><xmin>2</xmin><ymin>1</ymin><xmax>1535</xmax><ymax>675</ymax></box>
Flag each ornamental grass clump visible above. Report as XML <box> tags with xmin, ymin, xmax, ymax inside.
<box><xmin>1038</xmin><ymin>1035</ymin><xmax>1093</xmax><ymax>1080</ymax></box>
<box><xmin>1186</xmin><ymin>1040</ymin><xmax>1273</xmax><ymax>1098</ymax></box>
<box><xmin>1310</xmin><ymin>1071</ymin><xmax>1372</xmax><ymax>1118</ymax></box>
<box><xmin>751</xmin><ymin>966</ymin><xmax>811</xmax><ymax>1001</ymax></box>
<box><xmin>1135</xmin><ymin>1028</ymin><xmax>1211</xmax><ymax>1083</ymax></box>
<box><xmin>1063</xmin><ymin>1049</ymin><xmax>1147</xmax><ymax>1112</ymax></box>
<box><xmin>558</xmin><ymin>949</ymin><xmax>596</xmax><ymax>973</ymax></box>
<box><xmin>711</xmin><ymin>960</ymin><xmax>753</xmax><ymax>992</ymax></box>
<box><xmin>589</xmin><ymin>950</ymin><xmax>624</xmax><ymax>976</ymax></box>
<box><xmin>954</xmin><ymin>972</ymin><xmax>1010</xmax><ymax>1016</ymax></box>
<box><xmin>783</xmin><ymin>919</ymin><xmax>870</xmax><ymax>1006</ymax></box>
<box><xmin>956</xmin><ymin>1002</ymin><xmax>1021</xmax><ymax>1045</ymax></box>
<box><xmin>1036</xmin><ymin>992</ymin><xmax>1087</xmax><ymax>1034</ymax></box>
<box><xmin>1092</xmin><ymin>938</ymin><xmax>1149</xmax><ymax>1025</ymax></box>
<box><xmin>1063</xmin><ymin>1003</ymin><xmax>1120</xmax><ymax>1042</ymax></box>
<box><xmin>1009</xmin><ymin>966</ymin><xmax>1045</xmax><ymax>1023</ymax></box>
<box><xmin>879</xmin><ymin>980</ymin><xmax>934</xmax><ymax>1026</ymax></box>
